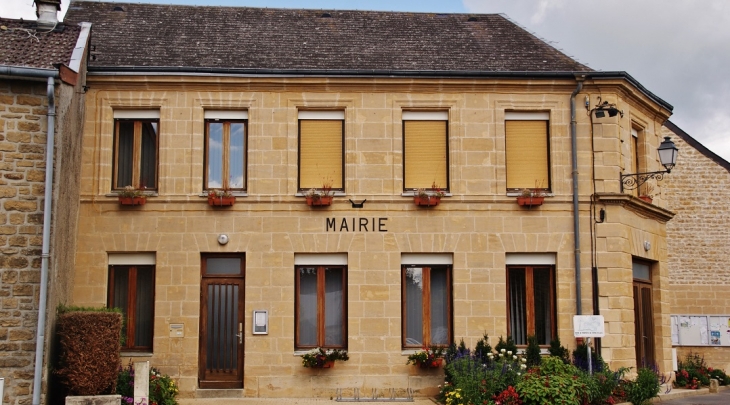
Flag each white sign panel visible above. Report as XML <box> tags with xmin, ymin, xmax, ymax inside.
<box><xmin>573</xmin><ymin>315</ymin><xmax>605</xmax><ymax>337</ymax></box>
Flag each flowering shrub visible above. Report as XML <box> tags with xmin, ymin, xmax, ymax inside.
<box><xmin>674</xmin><ymin>352</ymin><xmax>730</xmax><ymax>388</ymax></box>
<box><xmin>493</xmin><ymin>386</ymin><xmax>522</xmax><ymax>405</ymax></box>
<box><xmin>116</xmin><ymin>362</ymin><xmax>179</xmax><ymax>405</ymax></box>
<box><xmin>301</xmin><ymin>347</ymin><xmax>349</xmax><ymax>368</ymax></box>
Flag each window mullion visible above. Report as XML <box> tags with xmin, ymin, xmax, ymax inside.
<box><xmin>317</xmin><ymin>266</ymin><xmax>325</xmax><ymax>347</ymax></box>
<box><xmin>132</xmin><ymin>121</ymin><xmax>142</xmax><ymax>188</ymax></box>
<box><xmin>127</xmin><ymin>266</ymin><xmax>138</xmax><ymax>347</ymax></box>
<box><xmin>223</xmin><ymin>122</ymin><xmax>231</xmax><ymax>189</ymax></box>
<box><xmin>423</xmin><ymin>267</ymin><xmax>431</xmax><ymax>346</ymax></box>
<box><xmin>525</xmin><ymin>267</ymin><xmax>535</xmax><ymax>337</ymax></box>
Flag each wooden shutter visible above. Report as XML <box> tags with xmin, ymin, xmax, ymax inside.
<box><xmin>505</xmin><ymin>120</ymin><xmax>549</xmax><ymax>189</ymax></box>
<box><xmin>299</xmin><ymin>120</ymin><xmax>343</xmax><ymax>189</ymax></box>
<box><xmin>404</xmin><ymin>121</ymin><xmax>447</xmax><ymax>189</ymax></box>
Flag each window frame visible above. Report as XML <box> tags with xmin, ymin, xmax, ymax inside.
<box><xmin>401</xmin><ymin>264</ymin><xmax>453</xmax><ymax>349</ymax></box>
<box><xmin>107</xmin><ymin>264</ymin><xmax>156</xmax><ymax>352</ymax></box>
<box><xmin>402</xmin><ymin>111</ymin><xmax>450</xmax><ymax>192</ymax></box>
<box><xmin>506</xmin><ymin>265</ymin><xmax>556</xmax><ymax>347</ymax></box>
<box><xmin>112</xmin><ymin>115</ymin><xmax>160</xmax><ymax>191</ymax></box>
<box><xmin>297</xmin><ymin>111</ymin><xmax>345</xmax><ymax>193</ymax></box>
<box><xmin>294</xmin><ymin>264</ymin><xmax>348</xmax><ymax>350</ymax></box>
<box><xmin>504</xmin><ymin>112</ymin><xmax>551</xmax><ymax>193</ymax></box>
<box><xmin>203</xmin><ymin>118</ymin><xmax>248</xmax><ymax>192</ymax></box>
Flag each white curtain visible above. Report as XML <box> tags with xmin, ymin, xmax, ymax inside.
<box><xmin>404</xmin><ymin>268</ymin><xmax>424</xmax><ymax>346</ymax></box>
<box><xmin>298</xmin><ymin>268</ymin><xmax>318</xmax><ymax>346</ymax></box>
<box><xmin>509</xmin><ymin>268</ymin><xmax>527</xmax><ymax>345</ymax></box>
<box><xmin>430</xmin><ymin>268</ymin><xmax>448</xmax><ymax>345</ymax></box>
<box><xmin>324</xmin><ymin>268</ymin><xmax>343</xmax><ymax>346</ymax></box>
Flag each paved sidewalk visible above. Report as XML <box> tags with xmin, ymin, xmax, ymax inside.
<box><xmin>651</xmin><ymin>387</ymin><xmax>730</xmax><ymax>404</ymax></box>
<box><xmin>179</xmin><ymin>399</ymin><xmax>436</xmax><ymax>405</ymax></box>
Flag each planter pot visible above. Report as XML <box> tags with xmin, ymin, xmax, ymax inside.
<box><xmin>639</xmin><ymin>195</ymin><xmax>653</xmax><ymax>204</ymax></box>
<box><xmin>322</xmin><ymin>360</ymin><xmax>335</xmax><ymax>368</ymax></box>
<box><xmin>417</xmin><ymin>358</ymin><xmax>443</xmax><ymax>369</ymax></box>
<box><xmin>516</xmin><ymin>196</ymin><xmax>544</xmax><ymax>207</ymax></box>
<box><xmin>118</xmin><ymin>196</ymin><xmax>146</xmax><ymax>206</ymax></box>
<box><xmin>208</xmin><ymin>196</ymin><xmax>236</xmax><ymax>206</ymax></box>
<box><xmin>414</xmin><ymin>196</ymin><xmax>441</xmax><ymax>207</ymax></box>
<box><xmin>306</xmin><ymin>196</ymin><xmax>333</xmax><ymax>206</ymax></box>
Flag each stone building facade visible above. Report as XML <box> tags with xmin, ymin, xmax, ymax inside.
<box><xmin>0</xmin><ymin>10</ymin><xmax>89</xmax><ymax>405</ymax></box>
<box><xmin>663</xmin><ymin>122</ymin><xmax>730</xmax><ymax>370</ymax></box>
<box><xmin>65</xmin><ymin>2</ymin><xmax>678</xmax><ymax>399</ymax></box>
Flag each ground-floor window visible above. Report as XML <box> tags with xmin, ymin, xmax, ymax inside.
<box><xmin>108</xmin><ymin>264</ymin><xmax>155</xmax><ymax>351</ymax></box>
<box><xmin>507</xmin><ymin>265</ymin><xmax>555</xmax><ymax>346</ymax></box>
<box><xmin>295</xmin><ymin>265</ymin><xmax>347</xmax><ymax>349</ymax></box>
<box><xmin>402</xmin><ymin>264</ymin><xmax>452</xmax><ymax>348</ymax></box>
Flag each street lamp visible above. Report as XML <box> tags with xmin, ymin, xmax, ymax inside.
<box><xmin>620</xmin><ymin>136</ymin><xmax>678</xmax><ymax>192</ymax></box>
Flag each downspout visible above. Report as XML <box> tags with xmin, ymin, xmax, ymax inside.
<box><xmin>571</xmin><ymin>76</ymin><xmax>584</xmax><ymax>315</ymax></box>
<box><xmin>32</xmin><ymin>76</ymin><xmax>56</xmax><ymax>405</ymax></box>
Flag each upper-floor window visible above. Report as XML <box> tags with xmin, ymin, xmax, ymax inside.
<box><xmin>205</xmin><ymin>111</ymin><xmax>248</xmax><ymax>191</ymax></box>
<box><xmin>298</xmin><ymin>111</ymin><xmax>344</xmax><ymax>192</ymax></box>
<box><xmin>113</xmin><ymin>110</ymin><xmax>159</xmax><ymax>191</ymax></box>
<box><xmin>403</xmin><ymin>111</ymin><xmax>449</xmax><ymax>191</ymax></box>
<box><xmin>505</xmin><ymin>112</ymin><xmax>550</xmax><ymax>192</ymax></box>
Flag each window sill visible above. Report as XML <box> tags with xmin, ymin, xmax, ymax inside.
<box><xmin>293</xmin><ymin>349</ymin><xmax>349</xmax><ymax>356</ymax></box>
<box><xmin>107</xmin><ymin>192</ymin><xmax>159</xmax><ymax>197</ymax></box>
<box><xmin>401</xmin><ymin>192</ymin><xmax>452</xmax><ymax>197</ymax></box>
<box><xmin>507</xmin><ymin>192</ymin><xmax>553</xmax><ymax>197</ymax></box>
<box><xmin>199</xmin><ymin>192</ymin><xmax>247</xmax><ymax>197</ymax></box>
<box><xmin>120</xmin><ymin>351</ymin><xmax>153</xmax><ymax>357</ymax></box>
<box><xmin>295</xmin><ymin>191</ymin><xmax>347</xmax><ymax>197</ymax></box>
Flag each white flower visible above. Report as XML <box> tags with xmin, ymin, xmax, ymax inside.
<box><xmin>500</xmin><ymin>349</ymin><xmax>506</xmax><ymax>353</ymax></box>
<box><xmin>507</xmin><ymin>351</ymin><xmax>513</xmax><ymax>355</ymax></box>
<box><xmin>521</xmin><ymin>364</ymin><xmax>527</xmax><ymax>369</ymax></box>
<box><xmin>517</xmin><ymin>372</ymin><xmax>522</xmax><ymax>376</ymax></box>
<box><xmin>487</xmin><ymin>353</ymin><xmax>494</xmax><ymax>358</ymax></box>
<box><xmin>513</xmin><ymin>355</ymin><xmax>517</xmax><ymax>360</ymax></box>
<box><xmin>521</xmin><ymin>358</ymin><xmax>527</xmax><ymax>363</ymax></box>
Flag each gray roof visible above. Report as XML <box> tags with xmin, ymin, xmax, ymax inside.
<box><xmin>0</xmin><ymin>19</ymin><xmax>82</xmax><ymax>70</ymax></box>
<box><xmin>64</xmin><ymin>1</ymin><xmax>591</xmax><ymax>74</ymax></box>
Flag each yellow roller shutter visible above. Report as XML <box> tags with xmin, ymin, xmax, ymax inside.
<box><xmin>404</xmin><ymin>121</ymin><xmax>447</xmax><ymax>189</ymax></box>
<box><xmin>505</xmin><ymin>120</ymin><xmax>549</xmax><ymax>190</ymax></box>
<box><xmin>300</xmin><ymin>120</ymin><xmax>343</xmax><ymax>189</ymax></box>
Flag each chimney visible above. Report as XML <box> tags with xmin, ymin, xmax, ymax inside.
<box><xmin>35</xmin><ymin>0</ymin><xmax>62</xmax><ymax>30</ymax></box>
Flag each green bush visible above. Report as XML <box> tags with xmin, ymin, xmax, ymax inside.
<box><xmin>709</xmin><ymin>368</ymin><xmax>730</xmax><ymax>385</ymax></box>
<box><xmin>515</xmin><ymin>357</ymin><xmax>590</xmax><ymax>405</ymax></box>
<box><xmin>525</xmin><ymin>335</ymin><xmax>542</xmax><ymax>367</ymax></box>
<box><xmin>495</xmin><ymin>335</ymin><xmax>518</xmax><ymax>355</ymax></box>
<box><xmin>443</xmin><ymin>351</ymin><xmax>526</xmax><ymax>405</ymax></box>
<box><xmin>473</xmin><ymin>333</ymin><xmax>493</xmax><ymax>365</ymax></box>
<box><xmin>117</xmin><ymin>362</ymin><xmax>179</xmax><ymax>405</ymax></box>
<box><xmin>548</xmin><ymin>336</ymin><xmax>570</xmax><ymax>364</ymax></box>
<box><xmin>676</xmin><ymin>352</ymin><xmax>712</xmax><ymax>388</ymax></box>
<box><xmin>623</xmin><ymin>367</ymin><xmax>660</xmax><ymax>405</ymax></box>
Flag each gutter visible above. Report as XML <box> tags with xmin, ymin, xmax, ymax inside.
<box><xmin>571</xmin><ymin>76</ymin><xmax>585</xmax><ymax>315</ymax></box>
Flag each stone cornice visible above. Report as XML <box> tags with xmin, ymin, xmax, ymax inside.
<box><xmin>595</xmin><ymin>193</ymin><xmax>675</xmax><ymax>223</ymax></box>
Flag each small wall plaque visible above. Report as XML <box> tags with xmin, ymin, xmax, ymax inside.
<box><xmin>253</xmin><ymin>310</ymin><xmax>268</xmax><ymax>335</ymax></box>
<box><xmin>169</xmin><ymin>323</ymin><xmax>184</xmax><ymax>338</ymax></box>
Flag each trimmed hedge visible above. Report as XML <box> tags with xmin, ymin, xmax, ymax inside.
<box><xmin>55</xmin><ymin>311</ymin><xmax>122</xmax><ymax>395</ymax></box>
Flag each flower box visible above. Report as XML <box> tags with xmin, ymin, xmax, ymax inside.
<box><xmin>639</xmin><ymin>195</ymin><xmax>653</xmax><ymax>204</ymax></box>
<box><xmin>118</xmin><ymin>196</ymin><xmax>146</xmax><ymax>206</ymax></box>
<box><xmin>417</xmin><ymin>357</ymin><xmax>443</xmax><ymax>369</ymax></box>
<box><xmin>301</xmin><ymin>347</ymin><xmax>349</xmax><ymax>368</ymax></box>
<box><xmin>516</xmin><ymin>196</ymin><xmax>544</xmax><ymax>207</ymax></box>
<box><xmin>208</xmin><ymin>196</ymin><xmax>236</xmax><ymax>206</ymax></box>
<box><xmin>306</xmin><ymin>196</ymin><xmax>333</xmax><ymax>206</ymax></box>
<box><xmin>414</xmin><ymin>196</ymin><xmax>441</xmax><ymax>207</ymax></box>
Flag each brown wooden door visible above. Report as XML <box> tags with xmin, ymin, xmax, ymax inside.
<box><xmin>633</xmin><ymin>281</ymin><xmax>655</xmax><ymax>367</ymax></box>
<box><xmin>199</xmin><ymin>256</ymin><xmax>245</xmax><ymax>389</ymax></box>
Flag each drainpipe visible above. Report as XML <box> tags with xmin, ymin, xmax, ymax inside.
<box><xmin>32</xmin><ymin>76</ymin><xmax>56</xmax><ymax>405</ymax></box>
<box><xmin>571</xmin><ymin>77</ymin><xmax>584</xmax><ymax>315</ymax></box>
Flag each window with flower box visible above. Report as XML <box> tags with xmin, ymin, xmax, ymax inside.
<box><xmin>298</xmin><ymin>111</ymin><xmax>344</xmax><ymax>192</ymax></box>
<box><xmin>295</xmin><ymin>254</ymin><xmax>347</xmax><ymax>349</ymax></box>
<box><xmin>204</xmin><ymin>110</ymin><xmax>248</xmax><ymax>192</ymax></box>
<box><xmin>403</xmin><ymin>111</ymin><xmax>449</xmax><ymax>192</ymax></box>
<box><xmin>505</xmin><ymin>112</ymin><xmax>550</xmax><ymax>192</ymax></box>
<box><xmin>113</xmin><ymin>110</ymin><xmax>159</xmax><ymax>191</ymax></box>
<box><xmin>401</xmin><ymin>254</ymin><xmax>452</xmax><ymax>348</ymax></box>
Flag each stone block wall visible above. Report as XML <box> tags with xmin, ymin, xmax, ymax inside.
<box><xmin>0</xmin><ymin>76</ymin><xmax>85</xmax><ymax>405</ymax></box>
<box><xmin>663</xmin><ymin>123</ymin><xmax>730</xmax><ymax>371</ymax></box>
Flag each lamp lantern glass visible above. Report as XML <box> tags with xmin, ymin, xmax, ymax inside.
<box><xmin>657</xmin><ymin>136</ymin><xmax>678</xmax><ymax>172</ymax></box>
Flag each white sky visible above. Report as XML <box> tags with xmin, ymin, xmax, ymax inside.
<box><xmin>3</xmin><ymin>0</ymin><xmax>729</xmax><ymax>162</ymax></box>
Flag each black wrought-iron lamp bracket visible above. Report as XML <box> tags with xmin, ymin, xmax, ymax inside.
<box><xmin>620</xmin><ymin>170</ymin><xmax>669</xmax><ymax>193</ymax></box>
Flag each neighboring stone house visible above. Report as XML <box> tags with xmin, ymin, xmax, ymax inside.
<box><xmin>662</xmin><ymin>121</ymin><xmax>730</xmax><ymax>370</ymax></box>
<box><xmin>64</xmin><ymin>1</ymin><xmax>682</xmax><ymax>399</ymax></box>
<box><xmin>0</xmin><ymin>1</ymin><xmax>90</xmax><ymax>403</ymax></box>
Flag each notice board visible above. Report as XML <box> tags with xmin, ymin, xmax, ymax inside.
<box><xmin>671</xmin><ymin>315</ymin><xmax>730</xmax><ymax>346</ymax></box>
